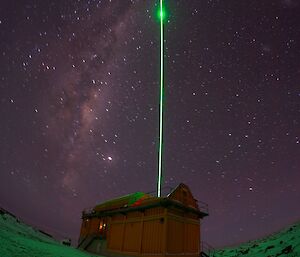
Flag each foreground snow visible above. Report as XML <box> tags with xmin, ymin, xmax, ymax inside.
<box><xmin>0</xmin><ymin>210</ymin><xmax>100</xmax><ymax>257</ymax></box>
<box><xmin>1</xmin><ymin>208</ymin><xmax>300</xmax><ymax>257</ymax></box>
<box><xmin>214</xmin><ymin>221</ymin><xmax>300</xmax><ymax>257</ymax></box>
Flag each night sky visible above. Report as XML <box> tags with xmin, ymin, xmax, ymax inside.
<box><xmin>0</xmin><ymin>0</ymin><xmax>299</xmax><ymax>248</ymax></box>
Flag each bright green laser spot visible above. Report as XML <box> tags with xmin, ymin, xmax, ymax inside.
<box><xmin>158</xmin><ymin>7</ymin><xmax>165</xmax><ymax>20</ymax></box>
<box><xmin>157</xmin><ymin>0</ymin><xmax>164</xmax><ymax>198</ymax></box>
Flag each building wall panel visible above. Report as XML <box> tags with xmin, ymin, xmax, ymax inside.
<box><xmin>142</xmin><ymin>219</ymin><xmax>164</xmax><ymax>254</ymax></box>
<box><xmin>108</xmin><ymin>223</ymin><xmax>123</xmax><ymax>250</ymax></box>
<box><xmin>123</xmin><ymin>221</ymin><xmax>142</xmax><ymax>252</ymax></box>
<box><xmin>112</xmin><ymin>214</ymin><xmax>125</xmax><ymax>221</ymax></box>
<box><xmin>89</xmin><ymin>218</ymin><xmax>100</xmax><ymax>234</ymax></box>
<box><xmin>144</xmin><ymin>207</ymin><xmax>164</xmax><ymax>216</ymax></box>
<box><xmin>184</xmin><ymin>223</ymin><xmax>199</xmax><ymax>253</ymax></box>
<box><xmin>167</xmin><ymin>218</ymin><xmax>184</xmax><ymax>254</ymax></box>
<box><xmin>127</xmin><ymin>211</ymin><xmax>142</xmax><ymax>219</ymax></box>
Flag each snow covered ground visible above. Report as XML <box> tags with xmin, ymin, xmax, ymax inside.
<box><xmin>214</xmin><ymin>221</ymin><xmax>300</xmax><ymax>257</ymax></box>
<box><xmin>0</xmin><ymin>209</ymin><xmax>100</xmax><ymax>257</ymax></box>
<box><xmin>1</xmin><ymin>207</ymin><xmax>299</xmax><ymax>257</ymax></box>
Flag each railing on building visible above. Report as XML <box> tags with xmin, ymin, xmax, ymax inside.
<box><xmin>200</xmin><ymin>241</ymin><xmax>216</xmax><ymax>257</ymax></box>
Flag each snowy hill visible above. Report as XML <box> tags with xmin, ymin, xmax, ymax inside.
<box><xmin>1</xmin><ymin>207</ymin><xmax>300</xmax><ymax>257</ymax></box>
<box><xmin>214</xmin><ymin>221</ymin><xmax>300</xmax><ymax>257</ymax></box>
<box><xmin>0</xmin><ymin>208</ymin><xmax>100</xmax><ymax>257</ymax></box>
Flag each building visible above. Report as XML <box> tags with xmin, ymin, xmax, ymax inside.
<box><xmin>78</xmin><ymin>183</ymin><xmax>208</xmax><ymax>257</ymax></box>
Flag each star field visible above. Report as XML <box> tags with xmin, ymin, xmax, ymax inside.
<box><xmin>0</xmin><ymin>0</ymin><xmax>299</xmax><ymax>247</ymax></box>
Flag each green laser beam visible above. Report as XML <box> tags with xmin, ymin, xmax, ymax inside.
<box><xmin>157</xmin><ymin>0</ymin><xmax>164</xmax><ymax>197</ymax></box>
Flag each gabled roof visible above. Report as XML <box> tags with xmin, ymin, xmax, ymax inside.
<box><xmin>83</xmin><ymin>183</ymin><xmax>208</xmax><ymax>219</ymax></box>
<box><xmin>167</xmin><ymin>183</ymin><xmax>199</xmax><ymax>209</ymax></box>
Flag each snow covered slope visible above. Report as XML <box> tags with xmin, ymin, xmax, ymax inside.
<box><xmin>1</xmin><ymin>207</ymin><xmax>299</xmax><ymax>257</ymax></box>
<box><xmin>214</xmin><ymin>221</ymin><xmax>300</xmax><ymax>257</ymax></box>
<box><xmin>0</xmin><ymin>208</ymin><xmax>99</xmax><ymax>257</ymax></box>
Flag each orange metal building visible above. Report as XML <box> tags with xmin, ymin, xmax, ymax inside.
<box><xmin>78</xmin><ymin>183</ymin><xmax>208</xmax><ymax>257</ymax></box>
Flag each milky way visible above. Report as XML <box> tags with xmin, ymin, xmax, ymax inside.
<box><xmin>0</xmin><ymin>0</ymin><xmax>299</xmax><ymax>247</ymax></box>
<box><xmin>46</xmin><ymin>3</ymin><xmax>134</xmax><ymax>193</ymax></box>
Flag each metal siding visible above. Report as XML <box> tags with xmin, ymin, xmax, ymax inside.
<box><xmin>108</xmin><ymin>223</ymin><xmax>123</xmax><ymax>250</ymax></box>
<box><xmin>127</xmin><ymin>211</ymin><xmax>142</xmax><ymax>219</ymax></box>
<box><xmin>199</xmin><ymin>221</ymin><xmax>201</xmax><ymax>253</ymax></box>
<box><xmin>144</xmin><ymin>207</ymin><xmax>164</xmax><ymax>216</ymax></box>
<box><xmin>123</xmin><ymin>221</ymin><xmax>142</xmax><ymax>252</ymax></box>
<box><xmin>90</xmin><ymin>218</ymin><xmax>100</xmax><ymax>234</ymax></box>
<box><xmin>184</xmin><ymin>223</ymin><xmax>199</xmax><ymax>253</ymax></box>
<box><xmin>167</xmin><ymin>218</ymin><xmax>184</xmax><ymax>254</ymax></box>
<box><xmin>142</xmin><ymin>219</ymin><xmax>164</xmax><ymax>254</ymax></box>
<box><xmin>112</xmin><ymin>214</ymin><xmax>125</xmax><ymax>221</ymax></box>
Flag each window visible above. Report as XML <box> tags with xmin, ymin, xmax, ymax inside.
<box><xmin>98</xmin><ymin>219</ymin><xmax>107</xmax><ymax>238</ymax></box>
<box><xmin>99</xmin><ymin>220</ymin><xmax>103</xmax><ymax>231</ymax></box>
